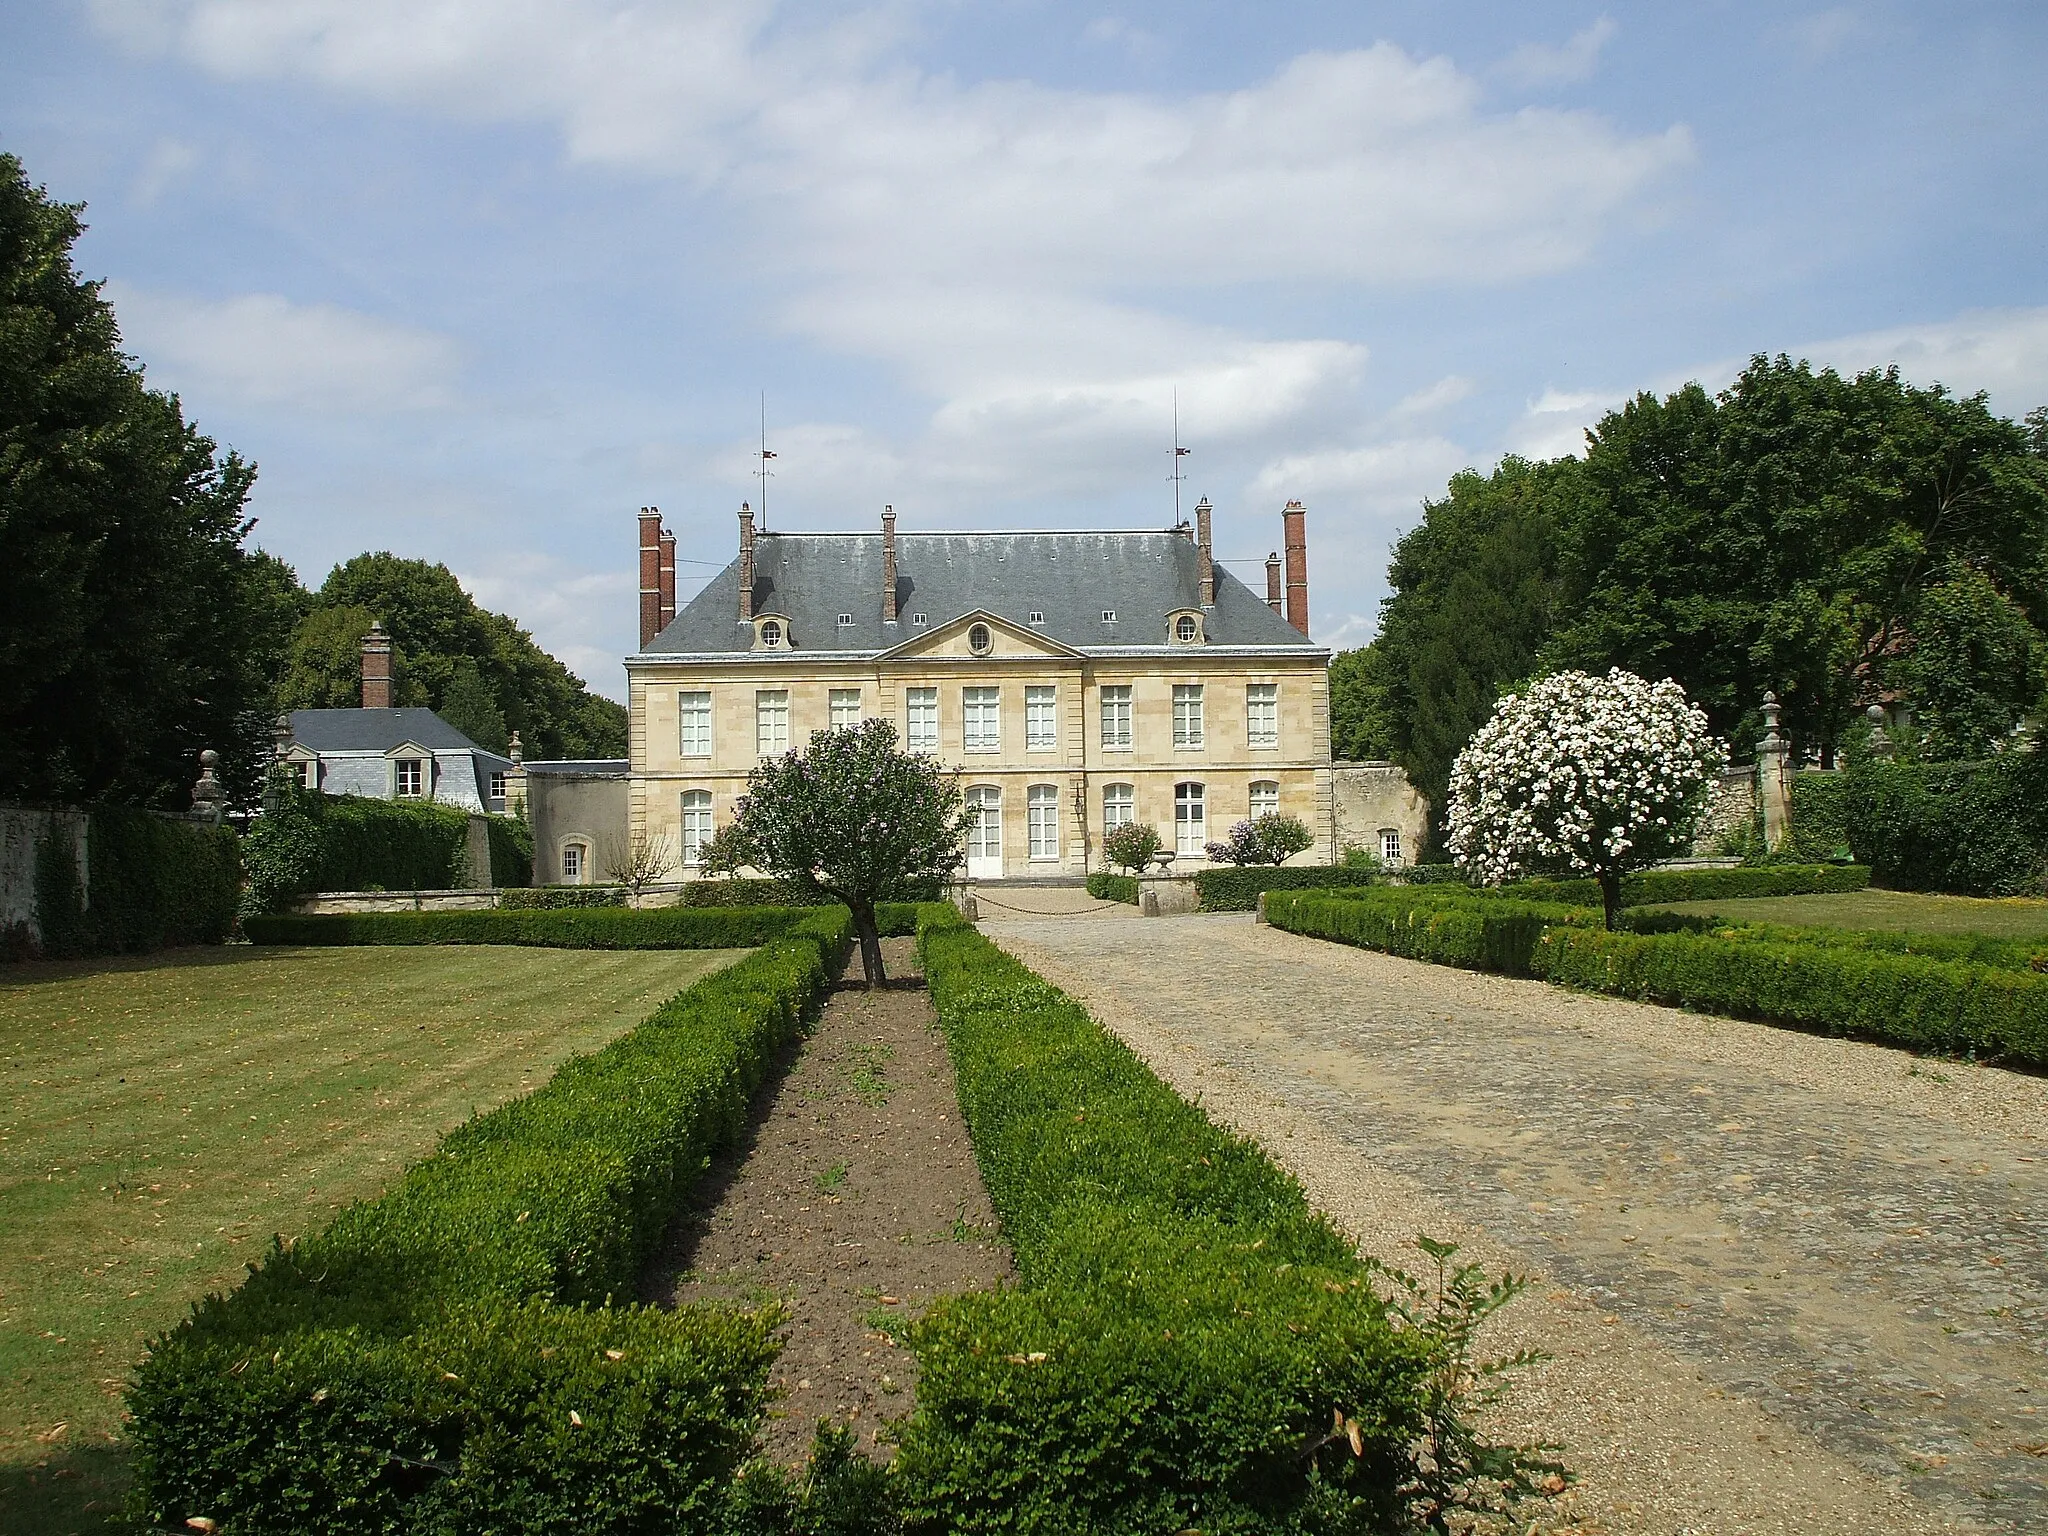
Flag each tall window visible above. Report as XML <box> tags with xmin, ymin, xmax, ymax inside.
<box><xmin>906</xmin><ymin>686</ymin><xmax>938</xmax><ymax>750</ymax></box>
<box><xmin>963</xmin><ymin>686</ymin><xmax>1001</xmax><ymax>752</ymax></box>
<box><xmin>755</xmin><ymin>690</ymin><xmax>790</xmax><ymax>756</ymax></box>
<box><xmin>1380</xmin><ymin>829</ymin><xmax>1404</xmax><ymax>867</ymax></box>
<box><xmin>561</xmin><ymin>842</ymin><xmax>587</xmax><ymax>883</ymax></box>
<box><xmin>1174</xmin><ymin>782</ymin><xmax>1206</xmax><ymax>854</ymax></box>
<box><xmin>1100</xmin><ymin>685</ymin><xmax>1132</xmax><ymax>749</ymax></box>
<box><xmin>829</xmin><ymin>688</ymin><xmax>862</xmax><ymax>729</ymax></box>
<box><xmin>1102</xmin><ymin>782</ymin><xmax>1134</xmax><ymax>832</ymax></box>
<box><xmin>966</xmin><ymin>785</ymin><xmax>1002</xmax><ymax>866</ymax></box>
<box><xmin>682</xmin><ymin>790</ymin><xmax>714</xmax><ymax>865</ymax></box>
<box><xmin>1249</xmin><ymin>780</ymin><xmax>1280</xmax><ymax>819</ymax></box>
<box><xmin>1027</xmin><ymin>784</ymin><xmax>1061</xmax><ymax>860</ymax></box>
<box><xmin>679</xmin><ymin>690</ymin><xmax>712</xmax><ymax>756</ymax></box>
<box><xmin>1026</xmin><ymin>685</ymin><xmax>1057</xmax><ymax>750</ymax></box>
<box><xmin>1172</xmin><ymin>684</ymin><xmax>1205</xmax><ymax>749</ymax></box>
<box><xmin>1247</xmin><ymin>683</ymin><xmax>1278</xmax><ymax>748</ymax></box>
<box><xmin>395</xmin><ymin>758</ymin><xmax>424</xmax><ymax>797</ymax></box>
<box><xmin>298</xmin><ymin>759</ymin><xmax>319</xmax><ymax>790</ymax></box>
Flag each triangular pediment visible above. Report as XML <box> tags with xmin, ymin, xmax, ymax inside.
<box><xmin>876</xmin><ymin>608</ymin><xmax>1085</xmax><ymax>662</ymax></box>
<box><xmin>383</xmin><ymin>739</ymin><xmax>437</xmax><ymax>759</ymax></box>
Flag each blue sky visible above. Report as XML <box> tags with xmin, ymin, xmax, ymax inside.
<box><xmin>6</xmin><ymin>2</ymin><xmax>2045</xmax><ymax>698</ymax></box>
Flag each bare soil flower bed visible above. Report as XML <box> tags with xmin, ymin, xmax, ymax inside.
<box><xmin>642</xmin><ymin>937</ymin><xmax>1011</xmax><ymax>1464</ymax></box>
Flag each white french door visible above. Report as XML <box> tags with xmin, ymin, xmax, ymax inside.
<box><xmin>965</xmin><ymin>785</ymin><xmax>1003</xmax><ymax>879</ymax></box>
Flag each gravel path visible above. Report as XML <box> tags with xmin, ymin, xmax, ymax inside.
<box><xmin>984</xmin><ymin>910</ymin><xmax>2048</xmax><ymax>1535</ymax></box>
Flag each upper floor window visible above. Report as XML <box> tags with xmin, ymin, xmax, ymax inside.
<box><xmin>756</xmin><ymin>690</ymin><xmax>790</xmax><ymax>756</ymax></box>
<box><xmin>1247</xmin><ymin>683</ymin><xmax>1278</xmax><ymax>748</ymax></box>
<box><xmin>394</xmin><ymin>758</ymin><xmax>424</xmax><ymax>798</ymax></box>
<box><xmin>1026</xmin><ymin>685</ymin><xmax>1057</xmax><ymax>750</ymax></box>
<box><xmin>836</xmin><ymin>613</ymin><xmax>854</xmax><ymax>627</ymax></box>
<box><xmin>1100</xmin><ymin>685</ymin><xmax>1132</xmax><ymax>750</ymax></box>
<box><xmin>829</xmin><ymin>688</ymin><xmax>862</xmax><ymax>729</ymax></box>
<box><xmin>963</xmin><ymin>686</ymin><xmax>1001</xmax><ymax>752</ymax></box>
<box><xmin>1102</xmin><ymin>782</ymin><xmax>1134</xmax><ymax>832</ymax></box>
<box><xmin>759</xmin><ymin>619</ymin><xmax>783</xmax><ymax>647</ymax></box>
<box><xmin>1174</xmin><ymin>781</ymin><xmax>1206</xmax><ymax>855</ymax></box>
<box><xmin>1380</xmin><ymin>829</ymin><xmax>1404</xmax><ymax>867</ymax></box>
<box><xmin>1101</xmin><ymin>609</ymin><xmax>1116</xmax><ymax>623</ymax></box>
<box><xmin>298</xmin><ymin>759</ymin><xmax>318</xmax><ymax>790</ymax></box>
<box><xmin>1249</xmin><ymin>780</ymin><xmax>1280</xmax><ymax>819</ymax></box>
<box><xmin>906</xmin><ymin>686</ymin><xmax>938</xmax><ymax>750</ymax></box>
<box><xmin>1172</xmin><ymin>684</ymin><xmax>1205</xmax><ymax>749</ymax></box>
<box><xmin>1175</xmin><ymin>614</ymin><xmax>1198</xmax><ymax>642</ymax></box>
<box><xmin>967</xmin><ymin>622</ymin><xmax>994</xmax><ymax>656</ymax></box>
<box><xmin>679</xmin><ymin>690</ymin><xmax>712</xmax><ymax>756</ymax></box>
<box><xmin>1028</xmin><ymin>610</ymin><xmax>1045</xmax><ymax>625</ymax></box>
<box><xmin>682</xmin><ymin>790</ymin><xmax>714</xmax><ymax>866</ymax></box>
<box><xmin>488</xmin><ymin>770</ymin><xmax>509</xmax><ymax>807</ymax></box>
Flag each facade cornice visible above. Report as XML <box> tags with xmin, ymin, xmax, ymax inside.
<box><xmin>625</xmin><ymin>644</ymin><xmax>1327</xmax><ymax>668</ymax></box>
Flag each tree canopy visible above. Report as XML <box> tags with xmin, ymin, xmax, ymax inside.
<box><xmin>0</xmin><ymin>153</ymin><xmax>300</xmax><ymax>807</ymax></box>
<box><xmin>277</xmin><ymin>553</ymin><xmax>627</xmax><ymax>760</ymax></box>
<box><xmin>1332</xmin><ymin>357</ymin><xmax>2048</xmax><ymax>848</ymax></box>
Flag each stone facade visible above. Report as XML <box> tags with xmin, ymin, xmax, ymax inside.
<box><xmin>1329</xmin><ymin>761</ymin><xmax>1430</xmax><ymax>867</ymax></box>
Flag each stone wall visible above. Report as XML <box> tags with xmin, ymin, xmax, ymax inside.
<box><xmin>1329</xmin><ymin>761</ymin><xmax>1430</xmax><ymax>865</ymax></box>
<box><xmin>0</xmin><ymin>804</ymin><xmax>89</xmax><ymax>948</ymax></box>
<box><xmin>1693</xmin><ymin>766</ymin><xmax>1757</xmax><ymax>856</ymax></box>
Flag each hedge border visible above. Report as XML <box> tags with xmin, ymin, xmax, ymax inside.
<box><xmin>1194</xmin><ymin>864</ymin><xmax>1384</xmax><ymax>911</ymax></box>
<box><xmin>1083</xmin><ymin>871</ymin><xmax>1138</xmax><ymax>904</ymax></box>
<box><xmin>129</xmin><ymin>909</ymin><xmax>855</xmax><ymax>1533</ymax></box>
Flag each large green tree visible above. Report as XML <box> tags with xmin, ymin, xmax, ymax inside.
<box><xmin>279</xmin><ymin>553</ymin><xmax>627</xmax><ymax>759</ymax></box>
<box><xmin>0</xmin><ymin>153</ymin><xmax>297</xmax><ymax>807</ymax></box>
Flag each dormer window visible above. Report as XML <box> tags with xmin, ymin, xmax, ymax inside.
<box><xmin>761</xmin><ymin>620</ymin><xmax>782</xmax><ymax>645</ymax></box>
<box><xmin>753</xmin><ymin>615</ymin><xmax>789</xmax><ymax>650</ymax></box>
<box><xmin>1170</xmin><ymin>610</ymin><xmax>1205</xmax><ymax>644</ymax></box>
<box><xmin>912</xmin><ymin>612</ymin><xmax>928</xmax><ymax>626</ymax></box>
<box><xmin>967</xmin><ymin>622</ymin><xmax>993</xmax><ymax>655</ymax></box>
<box><xmin>1101</xmin><ymin>610</ymin><xmax>1116</xmax><ymax>623</ymax></box>
<box><xmin>1176</xmin><ymin>615</ymin><xmax>1198</xmax><ymax>641</ymax></box>
<box><xmin>836</xmin><ymin>613</ymin><xmax>853</xmax><ymax>627</ymax></box>
<box><xmin>394</xmin><ymin>758</ymin><xmax>424</xmax><ymax>797</ymax></box>
<box><xmin>1028</xmin><ymin>610</ymin><xmax>1045</xmax><ymax>625</ymax></box>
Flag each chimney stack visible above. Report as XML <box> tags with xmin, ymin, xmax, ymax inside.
<box><xmin>361</xmin><ymin>621</ymin><xmax>393</xmax><ymax>710</ymax></box>
<box><xmin>1265</xmin><ymin>550</ymin><xmax>1283</xmax><ymax>614</ymax></box>
<box><xmin>737</xmin><ymin>503</ymin><xmax>756</xmax><ymax>622</ymax></box>
<box><xmin>881</xmin><ymin>505</ymin><xmax>899</xmax><ymax>623</ymax></box>
<box><xmin>1194</xmin><ymin>496</ymin><xmax>1215</xmax><ymax>608</ymax></box>
<box><xmin>638</xmin><ymin>507</ymin><xmax>663</xmax><ymax>648</ymax></box>
<box><xmin>1282</xmin><ymin>500</ymin><xmax>1309</xmax><ymax>637</ymax></box>
<box><xmin>657</xmin><ymin>519</ymin><xmax>676</xmax><ymax>632</ymax></box>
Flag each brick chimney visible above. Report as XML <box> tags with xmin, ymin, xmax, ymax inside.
<box><xmin>881</xmin><ymin>505</ymin><xmax>899</xmax><ymax>623</ymax></box>
<box><xmin>637</xmin><ymin>507</ymin><xmax>663</xmax><ymax>648</ymax></box>
<box><xmin>1194</xmin><ymin>496</ymin><xmax>1215</xmax><ymax>608</ymax></box>
<box><xmin>1265</xmin><ymin>550</ymin><xmax>1283</xmax><ymax>614</ymax></box>
<box><xmin>737</xmin><ymin>502</ymin><xmax>756</xmax><ymax>622</ymax></box>
<box><xmin>1282</xmin><ymin>500</ymin><xmax>1309</xmax><ymax>637</ymax></box>
<box><xmin>657</xmin><ymin>519</ymin><xmax>676</xmax><ymax>632</ymax></box>
<box><xmin>361</xmin><ymin>621</ymin><xmax>393</xmax><ymax>709</ymax></box>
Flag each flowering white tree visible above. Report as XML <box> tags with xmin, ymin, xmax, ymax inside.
<box><xmin>1446</xmin><ymin>668</ymin><xmax>1726</xmax><ymax>928</ymax></box>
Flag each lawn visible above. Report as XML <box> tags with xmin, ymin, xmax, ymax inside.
<box><xmin>0</xmin><ymin>942</ymin><xmax>742</xmax><ymax>1536</ymax></box>
<box><xmin>1649</xmin><ymin>887</ymin><xmax>2048</xmax><ymax>939</ymax></box>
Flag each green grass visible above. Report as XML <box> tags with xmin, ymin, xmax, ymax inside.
<box><xmin>1649</xmin><ymin>888</ymin><xmax>2048</xmax><ymax>939</ymax></box>
<box><xmin>0</xmin><ymin>942</ymin><xmax>743</xmax><ymax>1536</ymax></box>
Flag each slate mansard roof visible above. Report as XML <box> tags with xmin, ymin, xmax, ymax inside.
<box><xmin>642</xmin><ymin>529</ymin><xmax>1317</xmax><ymax>657</ymax></box>
<box><xmin>288</xmin><ymin>708</ymin><xmax>507</xmax><ymax>756</ymax></box>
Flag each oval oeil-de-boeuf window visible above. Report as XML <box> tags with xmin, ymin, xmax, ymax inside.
<box><xmin>968</xmin><ymin>622</ymin><xmax>992</xmax><ymax>654</ymax></box>
<box><xmin>760</xmin><ymin>619</ymin><xmax>782</xmax><ymax>646</ymax></box>
<box><xmin>1176</xmin><ymin>614</ymin><xmax>1197</xmax><ymax>641</ymax></box>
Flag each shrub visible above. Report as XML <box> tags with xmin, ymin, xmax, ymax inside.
<box><xmin>243</xmin><ymin>786</ymin><xmax>531</xmax><ymax>911</ymax></box>
<box><xmin>1816</xmin><ymin>755</ymin><xmax>2048</xmax><ymax>896</ymax></box>
<box><xmin>1195</xmin><ymin>863</ymin><xmax>1383</xmax><ymax>912</ymax></box>
<box><xmin>896</xmin><ymin>908</ymin><xmax>1446</xmax><ymax>1534</ymax></box>
<box><xmin>29</xmin><ymin>808</ymin><xmax>240</xmax><ymax>958</ymax></box>
<box><xmin>1084</xmin><ymin>871</ymin><xmax>1138</xmax><ymax>904</ymax></box>
<box><xmin>1265</xmin><ymin>888</ymin><xmax>1595</xmax><ymax>974</ymax></box>
<box><xmin>1502</xmin><ymin>863</ymin><xmax>1871</xmax><ymax>908</ymax></box>
<box><xmin>680</xmin><ymin>876</ymin><xmax>941</xmax><ymax>908</ymax></box>
<box><xmin>243</xmin><ymin>906</ymin><xmax>815</xmax><ymax>950</ymax></box>
<box><xmin>1100</xmin><ymin>821</ymin><xmax>1163</xmax><ymax>875</ymax></box>
<box><xmin>1205</xmin><ymin>812</ymin><xmax>1315</xmax><ymax>867</ymax></box>
<box><xmin>129</xmin><ymin>908</ymin><xmax>853</xmax><ymax>1534</ymax></box>
<box><xmin>486</xmin><ymin>814</ymin><xmax>534</xmax><ymax>888</ymax></box>
<box><xmin>498</xmin><ymin>884</ymin><xmax>629</xmax><ymax>909</ymax></box>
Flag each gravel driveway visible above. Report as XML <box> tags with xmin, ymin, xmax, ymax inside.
<box><xmin>983</xmin><ymin>909</ymin><xmax>2048</xmax><ymax>1535</ymax></box>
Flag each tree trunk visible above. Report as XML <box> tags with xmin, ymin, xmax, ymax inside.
<box><xmin>1598</xmin><ymin>868</ymin><xmax>1622</xmax><ymax>932</ymax></box>
<box><xmin>851</xmin><ymin>899</ymin><xmax>888</xmax><ymax>987</ymax></box>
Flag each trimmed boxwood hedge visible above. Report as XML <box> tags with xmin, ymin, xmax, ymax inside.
<box><xmin>1083</xmin><ymin>871</ymin><xmax>1138</xmax><ymax>904</ymax></box>
<box><xmin>1500</xmin><ymin>864</ymin><xmax>1871</xmax><ymax>908</ymax></box>
<box><xmin>895</xmin><ymin>906</ymin><xmax>1429</xmax><ymax>1533</ymax></box>
<box><xmin>128</xmin><ymin>907</ymin><xmax>853</xmax><ymax>1535</ymax></box>
<box><xmin>1267</xmin><ymin>887</ymin><xmax>2048</xmax><ymax>1069</ymax></box>
<box><xmin>498</xmin><ymin>884</ymin><xmax>629</xmax><ymax>909</ymax></box>
<box><xmin>679</xmin><ymin>875</ymin><xmax>944</xmax><ymax>908</ymax></box>
<box><xmin>30</xmin><ymin>807</ymin><xmax>242</xmax><ymax>958</ymax></box>
<box><xmin>1194</xmin><ymin>863</ymin><xmax>1385</xmax><ymax>911</ymax></box>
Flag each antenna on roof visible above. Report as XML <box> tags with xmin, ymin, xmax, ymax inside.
<box><xmin>756</xmin><ymin>392</ymin><xmax>776</xmax><ymax>531</ymax></box>
<box><xmin>1170</xmin><ymin>388</ymin><xmax>1191</xmax><ymax>527</ymax></box>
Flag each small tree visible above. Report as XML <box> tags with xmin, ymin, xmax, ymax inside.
<box><xmin>1446</xmin><ymin>668</ymin><xmax>1725</xmax><ymax>928</ymax></box>
<box><xmin>602</xmin><ymin>831</ymin><xmax>676</xmax><ymax>897</ymax></box>
<box><xmin>1205</xmin><ymin>812</ymin><xmax>1314</xmax><ymax>866</ymax></box>
<box><xmin>1101</xmin><ymin>821</ymin><xmax>1163</xmax><ymax>874</ymax></box>
<box><xmin>705</xmin><ymin>719</ymin><xmax>971</xmax><ymax>985</ymax></box>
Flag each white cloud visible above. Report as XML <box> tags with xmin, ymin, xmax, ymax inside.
<box><xmin>1496</xmin><ymin>17</ymin><xmax>1619</xmax><ymax>89</ymax></box>
<box><xmin>1391</xmin><ymin>374</ymin><xmax>1475</xmax><ymax>418</ymax></box>
<box><xmin>1791</xmin><ymin>307</ymin><xmax>2048</xmax><ymax>417</ymax></box>
<box><xmin>107</xmin><ymin>283</ymin><xmax>463</xmax><ymax>413</ymax></box>
<box><xmin>1249</xmin><ymin>436</ymin><xmax>1466</xmax><ymax>505</ymax></box>
<box><xmin>1786</xmin><ymin>8</ymin><xmax>1868</xmax><ymax>60</ymax></box>
<box><xmin>132</xmin><ymin>137</ymin><xmax>199</xmax><ymax>205</ymax></box>
<box><xmin>1503</xmin><ymin>386</ymin><xmax>1625</xmax><ymax>459</ymax></box>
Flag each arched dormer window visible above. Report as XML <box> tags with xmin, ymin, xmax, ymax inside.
<box><xmin>1168</xmin><ymin>608</ymin><xmax>1205</xmax><ymax>644</ymax></box>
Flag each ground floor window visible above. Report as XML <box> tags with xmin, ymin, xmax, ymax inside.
<box><xmin>966</xmin><ymin>785</ymin><xmax>1002</xmax><ymax>867</ymax></box>
<box><xmin>1380</xmin><ymin>828</ymin><xmax>1403</xmax><ymax>867</ymax></box>
<box><xmin>1249</xmin><ymin>779</ymin><xmax>1279</xmax><ymax>819</ymax></box>
<box><xmin>682</xmin><ymin>790</ymin><xmax>714</xmax><ymax>865</ymax></box>
<box><xmin>1027</xmin><ymin>783</ymin><xmax>1061</xmax><ymax>860</ymax></box>
<box><xmin>1174</xmin><ymin>781</ymin><xmax>1206</xmax><ymax>855</ymax></box>
<box><xmin>1102</xmin><ymin>782</ymin><xmax>1134</xmax><ymax>833</ymax></box>
<box><xmin>561</xmin><ymin>841</ymin><xmax>589</xmax><ymax>884</ymax></box>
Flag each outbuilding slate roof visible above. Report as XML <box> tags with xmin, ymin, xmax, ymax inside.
<box><xmin>288</xmin><ymin>708</ymin><xmax>503</xmax><ymax>757</ymax></box>
<box><xmin>644</xmin><ymin>529</ymin><xmax>1317</xmax><ymax>656</ymax></box>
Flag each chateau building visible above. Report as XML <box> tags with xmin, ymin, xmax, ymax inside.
<box><xmin>618</xmin><ymin>499</ymin><xmax>1334</xmax><ymax>882</ymax></box>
